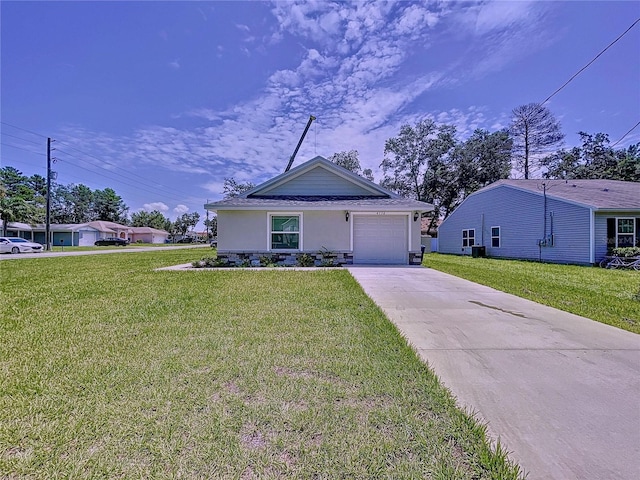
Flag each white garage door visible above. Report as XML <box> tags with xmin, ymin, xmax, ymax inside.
<box><xmin>353</xmin><ymin>215</ymin><xmax>407</xmax><ymax>264</ymax></box>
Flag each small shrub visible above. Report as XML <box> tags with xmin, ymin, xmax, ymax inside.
<box><xmin>297</xmin><ymin>253</ymin><xmax>315</xmax><ymax>267</ymax></box>
<box><xmin>135</xmin><ymin>239</ymin><xmax>144</xmax><ymax>244</ymax></box>
<box><xmin>612</xmin><ymin>247</ymin><xmax>640</xmax><ymax>258</ymax></box>
<box><xmin>259</xmin><ymin>255</ymin><xmax>278</xmax><ymax>267</ymax></box>
<box><xmin>192</xmin><ymin>257</ymin><xmax>229</xmax><ymax>268</ymax></box>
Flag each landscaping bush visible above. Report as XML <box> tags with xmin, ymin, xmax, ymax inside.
<box><xmin>612</xmin><ymin>246</ymin><xmax>640</xmax><ymax>257</ymax></box>
<box><xmin>297</xmin><ymin>253</ymin><xmax>315</xmax><ymax>267</ymax></box>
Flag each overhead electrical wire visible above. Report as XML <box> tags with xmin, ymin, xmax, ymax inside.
<box><xmin>611</xmin><ymin>120</ymin><xmax>640</xmax><ymax>147</ymax></box>
<box><xmin>541</xmin><ymin>17</ymin><xmax>640</xmax><ymax>105</ymax></box>
<box><xmin>1</xmin><ymin>142</ymin><xmax>47</xmax><ymax>156</ymax></box>
<box><xmin>1</xmin><ymin>124</ymin><xmax>201</xmax><ymax>202</ymax></box>
<box><xmin>0</xmin><ymin>121</ymin><xmax>47</xmax><ymax>138</ymax></box>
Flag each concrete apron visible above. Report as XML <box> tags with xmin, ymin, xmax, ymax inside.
<box><xmin>347</xmin><ymin>266</ymin><xmax>640</xmax><ymax>480</ymax></box>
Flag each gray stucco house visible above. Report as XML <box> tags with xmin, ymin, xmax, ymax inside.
<box><xmin>205</xmin><ymin>156</ymin><xmax>433</xmax><ymax>265</ymax></box>
<box><xmin>438</xmin><ymin>179</ymin><xmax>640</xmax><ymax>265</ymax></box>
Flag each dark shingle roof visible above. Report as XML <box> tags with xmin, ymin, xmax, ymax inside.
<box><xmin>206</xmin><ymin>195</ymin><xmax>431</xmax><ymax>211</ymax></box>
<box><xmin>483</xmin><ymin>179</ymin><xmax>640</xmax><ymax>210</ymax></box>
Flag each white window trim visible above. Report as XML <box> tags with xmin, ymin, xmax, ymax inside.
<box><xmin>267</xmin><ymin>212</ymin><xmax>303</xmax><ymax>251</ymax></box>
<box><xmin>462</xmin><ymin>228</ymin><xmax>475</xmax><ymax>248</ymax></box>
<box><xmin>491</xmin><ymin>226</ymin><xmax>501</xmax><ymax>248</ymax></box>
<box><xmin>616</xmin><ymin>217</ymin><xmax>635</xmax><ymax>248</ymax></box>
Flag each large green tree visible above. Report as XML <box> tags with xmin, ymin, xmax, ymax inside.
<box><xmin>380</xmin><ymin>119</ymin><xmax>458</xmax><ymax>230</ymax></box>
<box><xmin>0</xmin><ymin>167</ymin><xmax>46</xmax><ymax>228</ymax></box>
<box><xmin>93</xmin><ymin>188</ymin><xmax>128</xmax><ymax>223</ymax></box>
<box><xmin>380</xmin><ymin>122</ymin><xmax>514</xmax><ymax>232</ymax></box>
<box><xmin>328</xmin><ymin>150</ymin><xmax>374</xmax><ymax>181</ymax></box>
<box><xmin>223</xmin><ymin>178</ymin><xmax>255</xmax><ymax>198</ymax></box>
<box><xmin>510</xmin><ymin>103</ymin><xmax>564</xmax><ymax>179</ymax></box>
<box><xmin>130</xmin><ymin>209</ymin><xmax>172</xmax><ymax>231</ymax></box>
<box><xmin>541</xmin><ymin>132</ymin><xmax>640</xmax><ymax>181</ymax></box>
<box><xmin>172</xmin><ymin>212</ymin><xmax>200</xmax><ymax>237</ymax></box>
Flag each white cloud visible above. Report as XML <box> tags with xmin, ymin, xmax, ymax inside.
<box><xmin>143</xmin><ymin>202</ymin><xmax>169</xmax><ymax>212</ymax></box>
<box><xmin>174</xmin><ymin>204</ymin><xmax>189</xmax><ymax>214</ymax></box>
<box><xmin>168</xmin><ymin>59</ymin><xmax>180</xmax><ymax>69</ymax></box>
<box><xmin>52</xmin><ymin>1</ymin><xmax>555</xmax><ymax>204</ymax></box>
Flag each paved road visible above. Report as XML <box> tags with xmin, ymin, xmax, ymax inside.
<box><xmin>347</xmin><ymin>266</ymin><xmax>640</xmax><ymax>480</ymax></box>
<box><xmin>0</xmin><ymin>244</ymin><xmax>209</xmax><ymax>260</ymax></box>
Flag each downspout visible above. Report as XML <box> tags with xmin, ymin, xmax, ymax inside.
<box><xmin>589</xmin><ymin>208</ymin><xmax>595</xmax><ymax>264</ymax></box>
<box><xmin>481</xmin><ymin>213</ymin><xmax>485</xmax><ymax>246</ymax></box>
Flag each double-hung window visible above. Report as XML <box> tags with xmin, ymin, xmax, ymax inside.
<box><xmin>617</xmin><ymin>218</ymin><xmax>635</xmax><ymax>248</ymax></box>
<box><xmin>491</xmin><ymin>227</ymin><xmax>500</xmax><ymax>248</ymax></box>
<box><xmin>270</xmin><ymin>214</ymin><xmax>300</xmax><ymax>250</ymax></box>
<box><xmin>462</xmin><ymin>229</ymin><xmax>475</xmax><ymax>247</ymax></box>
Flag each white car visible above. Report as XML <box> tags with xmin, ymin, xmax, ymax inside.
<box><xmin>0</xmin><ymin>236</ymin><xmax>44</xmax><ymax>254</ymax></box>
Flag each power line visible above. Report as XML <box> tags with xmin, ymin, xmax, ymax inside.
<box><xmin>0</xmin><ymin>121</ymin><xmax>47</xmax><ymax>138</ymax></box>
<box><xmin>1</xmin><ymin>122</ymin><xmax>201</xmax><ymax>201</ymax></box>
<box><xmin>1</xmin><ymin>132</ymin><xmax>44</xmax><ymax>146</ymax></box>
<box><xmin>54</xmin><ymin>139</ymin><xmax>177</xmax><ymax>193</ymax></box>
<box><xmin>611</xmin><ymin>120</ymin><xmax>640</xmax><ymax>147</ymax></box>
<box><xmin>541</xmin><ymin>17</ymin><xmax>640</xmax><ymax>105</ymax></box>
<box><xmin>1</xmin><ymin>142</ymin><xmax>47</xmax><ymax>156</ymax></box>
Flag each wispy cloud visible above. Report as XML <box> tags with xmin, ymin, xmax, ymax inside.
<box><xmin>54</xmin><ymin>1</ymin><xmax>555</xmax><ymax>198</ymax></box>
<box><xmin>168</xmin><ymin>59</ymin><xmax>180</xmax><ymax>69</ymax></box>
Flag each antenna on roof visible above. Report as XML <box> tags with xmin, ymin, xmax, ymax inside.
<box><xmin>285</xmin><ymin>115</ymin><xmax>316</xmax><ymax>172</ymax></box>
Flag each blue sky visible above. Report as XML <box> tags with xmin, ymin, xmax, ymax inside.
<box><xmin>2</xmin><ymin>1</ymin><xmax>639</xmax><ymax>226</ymax></box>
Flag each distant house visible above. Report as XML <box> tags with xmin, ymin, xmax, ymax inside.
<box><xmin>1</xmin><ymin>220</ymin><xmax>169</xmax><ymax>245</ymax></box>
<box><xmin>205</xmin><ymin>156</ymin><xmax>433</xmax><ymax>265</ymax></box>
<box><xmin>438</xmin><ymin>179</ymin><xmax>640</xmax><ymax>265</ymax></box>
<box><xmin>129</xmin><ymin>226</ymin><xmax>170</xmax><ymax>244</ymax></box>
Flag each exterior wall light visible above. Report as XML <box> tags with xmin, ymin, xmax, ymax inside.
<box><xmin>413</xmin><ymin>211</ymin><xmax>420</xmax><ymax>222</ymax></box>
<box><xmin>345</xmin><ymin>211</ymin><xmax>350</xmax><ymax>221</ymax></box>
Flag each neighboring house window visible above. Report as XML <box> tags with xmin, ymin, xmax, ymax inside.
<box><xmin>491</xmin><ymin>227</ymin><xmax>500</xmax><ymax>248</ymax></box>
<box><xmin>270</xmin><ymin>215</ymin><xmax>300</xmax><ymax>250</ymax></box>
<box><xmin>462</xmin><ymin>229</ymin><xmax>475</xmax><ymax>247</ymax></box>
<box><xmin>616</xmin><ymin>218</ymin><xmax>635</xmax><ymax>248</ymax></box>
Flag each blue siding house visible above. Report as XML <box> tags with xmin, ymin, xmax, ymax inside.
<box><xmin>438</xmin><ymin>179</ymin><xmax>640</xmax><ymax>265</ymax></box>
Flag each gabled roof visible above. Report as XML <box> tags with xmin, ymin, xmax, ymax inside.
<box><xmin>206</xmin><ymin>156</ymin><xmax>433</xmax><ymax>212</ymax></box>
<box><xmin>242</xmin><ymin>156</ymin><xmax>397</xmax><ymax>198</ymax></box>
<box><xmin>130</xmin><ymin>226</ymin><xmax>170</xmax><ymax>235</ymax></box>
<box><xmin>477</xmin><ymin>179</ymin><xmax>640</xmax><ymax>210</ymax></box>
<box><xmin>85</xmin><ymin>221</ymin><xmax>133</xmax><ymax>233</ymax></box>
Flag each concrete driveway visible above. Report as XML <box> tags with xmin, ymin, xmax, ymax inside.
<box><xmin>347</xmin><ymin>266</ymin><xmax>640</xmax><ymax>479</ymax></box>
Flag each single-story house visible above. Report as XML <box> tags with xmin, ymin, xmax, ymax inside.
<box><xmin>129</xmin><ymin>226</ymin><xmax>170</xmax><ymax>244</ymax></box>
<box><xmin>205</xmin><ymin>156</ymin><xmax>433</xmax><ymax>265</ymax></box>
<box><xmin>437</xmin><ymin>179</ymin><xmax>640</xmax><ymax>265</ymax></box>
<box><xmin>1</xmin><ymin>221</ymin><xmax>102</xmax><ymax>246</ymax></box>
<box><xmin>1</xmin><ymin>220</ymin><xmax>169</xmax><ymax>246</ymax></box>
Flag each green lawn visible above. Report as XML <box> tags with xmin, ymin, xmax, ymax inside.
<box><xmin>1</xmin><ymin>250</ymin><xmax>522</xmax><ymax>478</ymax></box>
<box><xmin>423</xmin><ymin>253</ymin><xmax>640</xmax><ymax>334</ymax></box>
<box><xmin>45</xmin><ymin>243</ymin><xmax>198</xmax><ymax>252</ymax></box>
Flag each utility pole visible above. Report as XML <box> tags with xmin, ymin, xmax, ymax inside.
<box><xmin>206</xmin><ymin>199</ymin><xmax>210</xmax><ymax>240</ymax></box>
<box><xmin>45</xmin><ymin>138</ymin><xmax>52</xmax><ymax>251</ymax></box>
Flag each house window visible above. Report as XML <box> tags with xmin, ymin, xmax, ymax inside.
<box><xmin>616</xmin><ymin>218</ymin><xmax>635</xmax><ymax>248</ymax></box>
<box><xmin>462</xmin><ymin>229</ymin><xmax>475</xmax><ymax>247</ymax></box>
<box><xmin>270</xmin><ymin>215</ymin><xmax>300</xmax><ymax>250</ymax></box>
<box><xmin>491</xmin><ymin>227</ymin><xmax>500</xmax><ymax>248</ymax></box>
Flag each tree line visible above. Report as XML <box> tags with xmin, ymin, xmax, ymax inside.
<box><xmin>3</xmin><ymin>102</ymin><xmax>638</xmax><ymax>237</ymax></box>
<box><xmin>0</xmin><ymin>166</ymin><xmax>201</xmax><ymax>237</ymax></box>
<box><xmin>331</xmin><ymin>103</ymin><xmax>639</xmax><ymax>232</ymax></box>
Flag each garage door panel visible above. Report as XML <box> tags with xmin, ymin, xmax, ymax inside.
<box><xmin>353</xmin><ymin>215</ymin><xmax>407</xmax><ymax>264</ymax></box>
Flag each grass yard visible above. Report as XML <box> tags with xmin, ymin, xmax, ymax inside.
<box><xmin>1</xmin><ymin>250</ymin><xmax>522</xmax><ymax>478</ymax></box>
<box><xmin>423</xmin><ymin>253</ymin><xmax>640</xmax><ymax>334</ymax></box>
<box><xmin>45</xmin><ymin>243</ymin><xmax>197</xmax><ymax>252</ymax></box>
